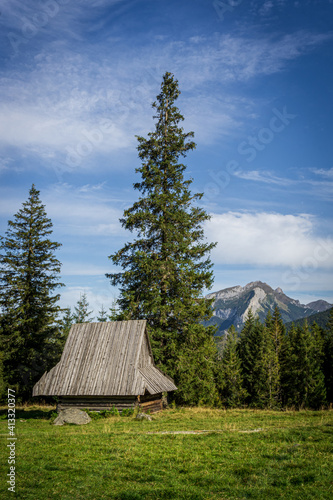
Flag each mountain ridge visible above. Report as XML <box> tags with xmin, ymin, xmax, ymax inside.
<box><xmin>285</xmin><ymin>307</ymin><xmax>333</xmax><ymax>331</ymax></box>
<box><xmin>206</xmin><ymin>281</ymin><xmax>332</xmax><ymax>334</ymax></box>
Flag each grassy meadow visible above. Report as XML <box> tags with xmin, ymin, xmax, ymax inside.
<box><xmin>0</xmin><ymin>406</ymin><xmax>332</xmax><ymax>499</ymax></box>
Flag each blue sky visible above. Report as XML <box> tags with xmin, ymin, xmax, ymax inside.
<box><xmin>0</xmin><ymin>0</ymin><xmax>333</xmax><ymax>315</ymax></box>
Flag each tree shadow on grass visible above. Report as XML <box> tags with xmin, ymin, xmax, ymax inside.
<box><xmin>0</xmin><ymin>408</ymin><xmax>56</xmax><ymax>420</ymax></box>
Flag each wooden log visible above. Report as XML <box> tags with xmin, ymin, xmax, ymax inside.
<box><xmin>57</xmin><ymin>396</ymin><xmax>138</xmax><ymax>412</ymax></box>
<box><xmin>139</xmin><ymin>399</ymin><xmax>162</xmax><ymax>413</ymax></box>
<box><xmin>57</xmin><ymin>393</ymin><xmax>164</xmax><ymax>413</ymax></box>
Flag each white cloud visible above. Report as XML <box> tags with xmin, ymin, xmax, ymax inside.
<box><xmin>0</xmin><ymin>29</ymin><xmax>330</xmax><ymax>170</ymax></box>
<box><xmin>259</xmin><ymin>1</ymin><xmax>274</xmax><ymax>15</ymax></box>
<box><xmin>59</xmin><ymin>285</ymin><xmax>116</xmax><ymax>317</ymax></box>
<box><xmin>183</xmin><ymin>96</ymin><xmax>244</xmax><ymax>144</ymax></box>
<box><xmin>219</xmin><ymin>168</ymin><xmax>333</xmax><ymax>201</ymax></box>
<box><xmin>0</xmin><ymin>182</ymin><xmax>127</xmax><ymax>237</ymax></box>
<box><xmin>208</xmin><ymin>32</ymin><xmax>332</xmax><ymax>82</ymax></box>
<box><xmin>0</xmin><ymin>157</ymin><xmax>15</xmax><ymax>173</ymax></box>
<box><xmin>312</xmin><ymin>167</ymin><xmax>333</xmax><ymax>179</ymax></box>
<box><xmin>1</xmin><ymin>0</ymin><xmax>123</xmax><ymax>41</ymax></box>
<box><xmin>61</xmin><ymin>263</ymin><xmax>112</xmax><ymax>277</ymax></box>
<box><xmin>206</xmin><ymin>211</ymin><xmax>333</xmax><ymax>268</ymax></box>
<box><xmin>210</xmin><ymin>267</ymin><xmax>333</xmax><ymax>303</ymax></box>
<box><xmin>233</xmin><ymin>170</ymin><xmax>293</xmax><ymax>186</ymax></box>
<box><xmin>43</xmin><ymin>183</ymin><xmax>127</xmax><ymax>237</ymax></box>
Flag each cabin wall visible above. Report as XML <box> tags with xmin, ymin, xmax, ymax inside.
<box><xmin>57</xmin><ymin>396</ymin><xmax>137</xmax><ymax>412</ymax></box>
<box><xmin>138</xmin><ymin>392</ymin><xmax>163</xmax><ymax>413</ymax></box>
<box><xmin>57</xmin><ymin>394</ymin><xmax>163</xmax><ymax>413</ymax></box>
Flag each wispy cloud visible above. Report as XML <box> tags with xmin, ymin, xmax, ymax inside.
<box><xmin>259</xmin><ymin>1</ymin><xmax>274</xmax><ymax>16</ymax></box>
<box><xmin>61</xmin><ymin>263</ymin><xmax>114</xmax><ymax>277</ymax></box>
<box><xmin>0</xmin><ymin>156</ymin><xmax>15</xmax><ymax>173</ymax></box>
<box><xmin>1</xmin><ymin>0</ymin><xmax>124</xmax><ymax>47</ymax></box>
<box><xmin>207</xmin><ymin>32</ymin><xmax>332</xmax><ymax>82</ymax></box>
<box><xmin>43</xmin><ymin>183</ymin><xmax>127</xmax><ymax>237</ymax></box>
<box><xmin>205</xmin><ymin>211</ymin><xmax>333</xmax><ymax>268</ymax></box>
<box><xmin>312</xmin><ymin>167</ymin><xmax>333</xmax><ymax>179</ymax></box>
<box><xmin>0</xmin><ymin>182</ymin><xmax>127</xmax><ymax>237</ymax></box>
<box><xmin>0</xmin><ymin>26</ymin><xmax>330</xmax><ymax>172</ymax></box>
<box><xmin>233</xmin><ymin>170</ymin><xmax>294</xmax><ymax>186</ymax></box>
<box><xmin>230</xmin><ymin>167</ymin><xmax>333</xmax><ymax>201</ymax></box>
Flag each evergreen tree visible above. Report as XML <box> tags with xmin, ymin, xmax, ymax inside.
<box><xmin>0</xmin><ymin>185</ymin><xmax>63</xmax><ymax>400</ymax></box>
<box><xmin>107</xmin><ymin>72</ymin><xmax>218</xmax><ymax>405</ymax></box>
<box><xmin>108</xmin><ymin>298</ymin><xmax>120</xmax><ymax>321</ymax></box>
<box><xmin>262</xmin><ymin>307</ymin><xmax>284</xmax><ymax>408</ymax></box>
<box><xmin>218</xmin><ymin>326</ymin><xmax>246</xmax><ymax>408</ymax></box>
<box><xmin>323</xmin><ymin>308</ymin><xmax>333</xmax><ymax>403</ymax></box>
<box><xmin>175</xmin><ymin>326</ymin><xmax>220</xmax><ymax>406</ymax></box>
<box><xmin>72</xmin><ymin>293</ymin><xmax>94</xmax><ymax>324</ymax></box>
<box><xmin>281</xmin><ymin>321</ymin><xmax>326</xmax><ymax>409</ymax></box>
<box><xmin>280</xmin><ymin>322</ymin><xmax>297</xmax><ymax>407</ymax></box>
<box><xmin>310</xmin><ymin>321</ymin><xmax>326</xmax><ymax>378</ymax></box>
<box><xmin>0</xmin><ymin>347</ymin><xmax>5</xmax><ymax>401</ymax></box>
<box><xmin>58</xmin><ymin>307</ymin><xmax>73</xmax><ymax>339</ymax></box>
<box><xmin>238</xmin><ymin>309</ymin><xmax>266</xmax><ymax>406</ymax></box>
<box><xmin>97</xmin><ymin>305</ymin><xmax>108</xmax><ymax>322</ymax></box>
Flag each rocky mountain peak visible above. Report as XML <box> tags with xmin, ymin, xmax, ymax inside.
<box><xmin>206</xmin><ymin>282</ymin><xmax>332</xmax><ymax>335</ymax></box>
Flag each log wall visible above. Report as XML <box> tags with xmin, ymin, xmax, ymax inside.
<box><xmin>58</xmin><ymin>392</ymin><xmax>164</xmax><ymax>414</ymax></box>
<box><xmin>138</xmin><ymin>392</ymin><xmax>163</xmax><ymax>413</ymax></box>
<box><xmin>57</xmin><ymin>394</ymin><xmax>163</xmax><ymax>413</ymax></box>
<box><xmin>57</xmin><ymin>396</ymin><xmax>137</xmax><ymax>412</ymax></box>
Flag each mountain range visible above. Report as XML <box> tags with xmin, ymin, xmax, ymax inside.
<box><xmin>205</xmin><ymin>281</ymin><xmax>332</xmax><ymax>335</ymax></box>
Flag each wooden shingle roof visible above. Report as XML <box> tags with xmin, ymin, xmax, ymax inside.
<box><xmin>33</xmin><ymin>320</ymin><xmax>177</xmax><ymax>397</ymax></box>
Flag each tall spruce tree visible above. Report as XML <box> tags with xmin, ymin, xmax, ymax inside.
<box><xmin>0</xmin><ymin>185</ymin><xmax>63</xmax><ymax>400</ymax></box>
<box><xmin>281</xmin><ymin>321</ymin><xmax>326</xmax><ymax>409</ymax></box>
<box><xmin>280</xmin><ymin>322</ymin><xmax>297</xmax><ymax>407</ymax></box>
<box><xmin>218</xmin><ymin>326</ymin><xmax>247</xmax><ymax>408</ymax></box>
<box><xmin>262</xmin><ymin>307</ymin><xmax>284</xmax><ymax>408</ymax></box>
<box><xmin>107</xmin><ymin>72</ymin><xmax>218</xmax><ymax>405</ymax></box>
<box><xmin>238</xmin><ymin>309</ymin><xmax>266</xmax><ymax>406</ymax></box>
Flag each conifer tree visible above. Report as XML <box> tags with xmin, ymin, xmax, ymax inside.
<box><xmin>58</xmin><ymin>307</ymin><xmax>73</xmax><ymax>339</ymax></box>
<box><xmin>324</xmin><ymin>308</ymin><xmax>333</xmax><ymax>403</ymax></box>
<box><xmin>280</xmin><ymin>322</ymin><xmax>297</xmax><ymax>406</ymax></box>
<box><xmin>238</xmin><ymin>309</ymin><xmax>266</xmax><ymax>406</ymax></box>
<box><xmin>97</xmin><ymin>305</ymin><xmax>108</xmax><ymax>322</ymax></box>
<box><xmin>218</xmin><ymin>326</ymin><xmax>246</xmax><ymax>407</ymax></box>
<box><xmin>72</xmin><ymin>293</ymin><xmax>94</xmax><ymax>324</ymax></box>
<box><xmin>107</xmin><ymin>72</ymin><xmax>218</xmax><ymax>405</ymax></box>
<box><xmin>281</xmin><ymin>321</ymin><xmax>326</xmax><ymax>408</ymax></box>
<box><xmin>0</xmin><ymin>185</ymin><xmax>63</xmax><ymax>400</ymax></box>
<box><xmin>108</xmin><ymin>298</ymin><xmax>119</xmax><ymax>321</ymax></box>
<box><xmin>310</xmin><ymin>321</ymin><xmax>326</xmax><ymax>364</ymax></box>
<box><xmin>262</xmin><ymin>307</ymin><xmax>284</xmax><ymax>408</ymax></box>
<box><xmin>0</xmin><ymin>348</ymin><xmax>5</xmax><ymax>401</ymax></box>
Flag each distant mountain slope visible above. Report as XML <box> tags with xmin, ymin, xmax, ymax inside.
<box><xmin>206</xmin><ymin>281</ymin><xmax>332</xmax><ymax>335</ymax></box>
<box><xmin>285</xmin><ymin>307</ymin><xmax>333</xmax><ymax>331</ymax></box>
<box><xmin>306</xmin><ymin>300</ymin><xmax>332</xmax><ymax>312</ymax></box>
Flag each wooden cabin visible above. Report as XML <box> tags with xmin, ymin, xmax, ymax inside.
<box><xmin>33</xmin><ymin>320</ymin><xmax>177</xmax><ymax>413</ymax></box>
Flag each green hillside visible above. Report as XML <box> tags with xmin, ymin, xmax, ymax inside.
<box><xmin>285</xmin><ymin>307</ymin><xmax>333</xmax><ymax>330</ymax></box>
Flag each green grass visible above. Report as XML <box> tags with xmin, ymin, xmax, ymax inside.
<box><xmin>1</xmin><ymin>406</ymin><xmax>333</xmax><ymax>499</ymax></box>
